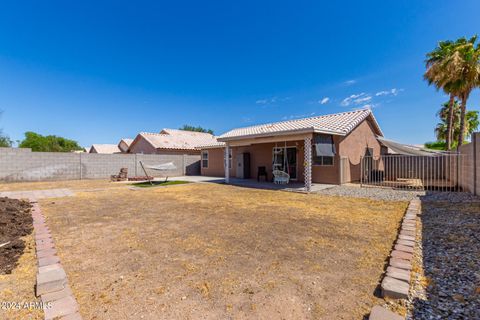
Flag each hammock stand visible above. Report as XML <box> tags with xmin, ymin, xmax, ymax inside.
<box><xmin>140</xmin><ymin>161</ymin><xmax>178</xmax><ymax>185</ymax></box>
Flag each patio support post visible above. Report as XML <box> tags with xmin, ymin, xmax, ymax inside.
<box><xmin>225</xmin><ymin>144</ymin><xmax>230</xmax><ymax>184</ymax></box>
<box><xmin>304</xmin><ymin>137</ymin><xmax>312</xmax><ymax>192</ymax></box>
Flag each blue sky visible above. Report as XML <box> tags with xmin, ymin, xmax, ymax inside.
<box><xmin>0</xmin><ymin>1</ymin><xmax>479</xmax><ymax>147</ymax></box>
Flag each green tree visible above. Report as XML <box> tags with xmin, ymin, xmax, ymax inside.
<box><xmin>0</xmin><ymin>130</ymin><xmax>13</xmax><ymax>147</ymax></box>
<box><xmin>433</xmin><ymin>100</ymin><xmax>479</xmax><ymax>148</ymax></box>
<box><xmin>179</xmin><ymin>125</ymin><xmax>214</xmax><ymax>135</ymax></box>
<box><xmin>19</xmin><ymin>132</ymin><xmax>83</xmax><ymax>152</ymax></box>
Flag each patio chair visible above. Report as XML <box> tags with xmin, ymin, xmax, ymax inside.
<box><xmin>272</xmin><ymin>170</ymin><xmax>290</xmax><ymax>184</ymax></box>
<box><xmin>257</xmin><ymin>166</ymin><xmax>268</xmax><ymax>182</ymax></box>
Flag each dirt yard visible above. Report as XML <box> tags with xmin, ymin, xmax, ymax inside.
<box><xmin>0</xmin><ymin>198</ymin><xmax>33</xmax><ymax>274</ymax></box>
<box><xmin>33</xmin><ymin>182</ymin><xmax>407</xmax><ymax>319</ymax></box>
<box><xmin>0</xmin><ymin>198</ymin><xmax>43</xmax><ymax>320</ymax></box>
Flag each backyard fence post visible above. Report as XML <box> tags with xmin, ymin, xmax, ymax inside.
<box><xmin>304</xmin><ymin>136</ymin><xmax>312</xmax><ymax>192</ymax></box>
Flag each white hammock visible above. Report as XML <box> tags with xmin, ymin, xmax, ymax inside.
<box><xmin>145</xmin><ymin>162</ymin><xmax>177</xmax><ymax>171</ymax></box>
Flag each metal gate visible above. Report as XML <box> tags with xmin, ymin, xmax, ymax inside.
<box><xmin>360</xmin><ymin>154</ymin><xmax>467</xmax><ymax>191</ymax></box>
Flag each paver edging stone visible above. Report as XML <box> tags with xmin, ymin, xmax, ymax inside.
<box><xmin>30</xmin><ymin>199</ymin><xmax>83</xmax><ymax>320</ymax></box>
<box><xmin>370</xmin><ymin>198</ymin><xmax>422</xmax><ymax>319</ymax></box>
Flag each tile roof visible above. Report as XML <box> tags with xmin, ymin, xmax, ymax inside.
<box><xmin>90</xmin><ymin>144</ymin><xmax>121</xmax><ymax>154</ymax></box>
<box><xmin>139</xmin><ymin>129</ymin><xmax>218</xmax><ymax>150</ymax></box>
<box><xmin>218</xmin><ymin>109</ymin><xmax>382</xmax><ymax>141</ymax></box>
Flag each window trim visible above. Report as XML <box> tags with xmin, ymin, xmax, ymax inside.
<box><xmin>201</xmin><ymin>150</ymin><xmax>209</xmax><ymax>169</ymax></box>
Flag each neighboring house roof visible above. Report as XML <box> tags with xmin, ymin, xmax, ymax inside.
<box><xmin>218</xmin><ymin>109</ymin><xmax>383</xmax><ymax>141</ymax></box>
<box><xmin>118</xmin><ymin>138</ymin><xmax>134</xmax><ymax>152</ymax></box>
<box><xmin>131</xmin><ymin>129</ymin><xmax>218</xmax><ymax>151</ymax></box>
<box><xmin>120</xmin><ymin>138</ymin><xmax>134</xmax><ymax>146</ymax></box>
<box><xmin>89</xmin><ymin>144</ymin><xmax>121</xmax><ymax>154</ymax></box>
<box><xmin>377</xmin><ymin>137</ymin><xmax>444</xmax><ymax>156</ymax></box>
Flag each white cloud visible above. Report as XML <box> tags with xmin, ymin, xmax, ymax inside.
<box><xmin>256</xmin><ymin>97</ymin><xmax>277</xmax><ymax>105</ymax></box>
<box><xmin>341</xmin><ymin>93</ymin><xmax>372</xmax><ymax>106</ymax></box>
<box><xmin>255</xmin><ymin>96</ymin><xmax>290</xmax><ymax>106</ymax></box>
<box><xmin>375</xmin><ymin>88</ymin><xmax>404</xmax><ymax>97</ymax></box>
<box><xmin>344</xmin><ymin>80</ymin><xmax>356</xmax><ymax>85</ymax></box>
<box><xmin>319</xmin><ymin>97</ymin><xmax>330</xmax><ymax>105</ymax></box>
<box><xmin>353</xmin><ymin>96</ymin><xmax>372</xmax><ymax>104</ymax></box>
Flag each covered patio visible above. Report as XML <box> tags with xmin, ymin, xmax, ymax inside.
<box><xmin>222</xmin><ymin>134</ymin><xmax>318</xmax><ymax>192</ymax></box>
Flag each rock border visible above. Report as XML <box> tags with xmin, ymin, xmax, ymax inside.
<box><xmin>30</xmin><ymin>200</ymin><xmax>82</xmax><ymax>320</ymax></box>
<box><xmin>369</xmin><ymin>198</ymin><xmax>421</xmax><ymax>320</ymax></box>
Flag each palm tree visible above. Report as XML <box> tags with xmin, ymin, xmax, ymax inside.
<box><xmin>435</xmin><ymin>99</ymin><xmax>479</xmax><ymax>147</ymax></box>
<box><xmin>449</xmin><ymin>36</ymin><xmax>480</xmax><ymax>146</ymax></box>
<box><xmin>425</xmin><ymin>36</ymin><xmax>480</xmax><ymax>149</ymax></box>
<box><xmin>425</xmin><ymin>41</ymin><xmax>458</xmax><ymax>150</ymax></box>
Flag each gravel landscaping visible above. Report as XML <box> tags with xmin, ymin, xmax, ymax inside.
<box><xmin>317</xmin><ymin>185</ymin><xmax>424</xmax><ymax>202</ymax></box>
<box><xmin>406</xmin><ymin>193</ymin><xmax>480</xmax><ymax>319</ymax></box>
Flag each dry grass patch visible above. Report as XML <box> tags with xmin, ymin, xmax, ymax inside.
<box><xmin>0</xmin><ymin>179</ymin><xmax>122</xmax><ymax>192</ymax></box>
<box><xmin>0</xmin><ymin>234</ymin><xmax>43</xmax><ymax>320</ymax></box>
<box><xmin>40</xmin><ymin>183</ymin><xmax>406</xmax><ymax>319</ymax></box>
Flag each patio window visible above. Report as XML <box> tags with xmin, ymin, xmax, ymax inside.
<box><xmin>313</xmin><ymin>134</ymin><xmax>335</xmax><ymax>166</ymax></box>
<box><xmin>201</xmin><ymin>151</ymin><xmax>209</xmax><ymax>168</ymax></box>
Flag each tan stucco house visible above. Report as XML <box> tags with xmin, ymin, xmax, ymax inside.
<box><xmin>198</xmin><ymin>109</ymin><xmax>384</xmax><ymax>190</ymax></box>
<box><xmin>127</xmin><ymin>128</ymin><xmax>218</xmax><ymax>155</ymax></box>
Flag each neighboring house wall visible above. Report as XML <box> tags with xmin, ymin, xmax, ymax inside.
<box><xmin>338</xmin><ymin>119</ymin><xmax>383</xmax><ymax>183</ymax></box>
<box><xmin>118</xmin><ymin>141</ymin><xmax>129</xmax><ymax>153</ymax></box>
<box><xmin>0</xmin><ymin>148</ymin><xmax>200</xmax><ymax>182</ymax></box>
<box><xmin>128</xmin><ymin>136</ymin><xmax>158</xmax><ymax>154</ymax></box>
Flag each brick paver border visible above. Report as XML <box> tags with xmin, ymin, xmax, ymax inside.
<box><xmin>369</xmin><ymin>198</ymin><xmax>421</xmax><ymax>320</ymax></box>
<box><xmin>30</xmin><ymin>200</ymin><xmax>82</xmax><ymax>320</ymax></box>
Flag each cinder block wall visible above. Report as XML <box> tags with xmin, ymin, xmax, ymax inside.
<box><xmin>0</xmin><ymin>148</ymin><xmax>200</xmax><ymax>182</ymax></box>
<box><xmin>458</xmin><ymin>132</ymin><xmax>479</xmax><ymax>195</ymax></box>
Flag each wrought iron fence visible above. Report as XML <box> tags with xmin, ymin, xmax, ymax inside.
<box><xmin>360</xmin><ymin>154</ymin><xmax>467</xmax><ymax>192</ymax></box>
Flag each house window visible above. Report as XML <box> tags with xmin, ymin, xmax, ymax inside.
<box><xmin>313</xmin><ymin>155</ymin><xmax>334</xmax><ymax>166</ymax></box>
<box><xmin>312</xmin><ymin>134</ymin><xmax>335</xmax><ymax>166</ymax></box>
<box><xmin>201</xmin><ymin>151</ymin><xmax>209</xmax><ymax>168</ymax></box>
<box><xmin>224</xmin><ymin>148</ymin><xmax>232</xmax><ymax>169</ymax></box>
